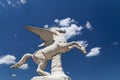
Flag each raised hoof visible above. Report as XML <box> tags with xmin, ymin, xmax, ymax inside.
<box><xmin>37</xmin><ymin>71</ymin><xmax>50</xmax><ymax>76</ymax></box>
<box><xmin>10</xmin><ymin>65</ymin><xmax>18</xmax><ymax>69</ymax></box>
<box><xmin>44</xmin><ymin>72</ymin><xmax>50</xmax><ymax>76</ymax></box>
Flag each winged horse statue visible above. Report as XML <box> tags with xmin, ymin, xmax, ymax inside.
<box><xmin>11</xmin><ymin>26</ymin><xmax>87</xmax><ymax>76</ymax></box>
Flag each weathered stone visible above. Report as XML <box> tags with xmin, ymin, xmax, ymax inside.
<box><xmin>31</xmin><ymin>76</ymin><xmax>71</xmax><ymax>80</ymax></box>
<box><xmin>11</xmin><ymin>26</ymin><xmax>87</xmax><ymax>80</ymax></box>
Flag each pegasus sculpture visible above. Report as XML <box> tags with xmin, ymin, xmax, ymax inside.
<box><xmin>11</xmin><ymin>26</ymin><xmax>87</xmax><ymax>76</ymax></box>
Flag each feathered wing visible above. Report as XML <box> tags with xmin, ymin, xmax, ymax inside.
<box><xmin>25</xmin><ymin>26</ymin><xmax>55</xmax><ymax>47</ymax></box>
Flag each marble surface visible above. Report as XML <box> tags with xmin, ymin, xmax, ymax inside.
<box><xmin>31</xmin><ymin>75</ymin><xmax>71</xmax><ymax>80</ymax></box>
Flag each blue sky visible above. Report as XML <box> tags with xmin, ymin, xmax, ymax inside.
<box><xmin>0</xmin><ymin>0</ymin><xmax>120</xmax><ymax>80</ymax></box>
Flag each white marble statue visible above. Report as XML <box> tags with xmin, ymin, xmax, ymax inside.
<box><xmin>11</xmin><ymin>26</ymin><xmax>87</xmax><ymax>77</ymax></box>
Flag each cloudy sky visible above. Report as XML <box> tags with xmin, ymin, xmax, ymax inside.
<box><xmin>0</xmin><ymin>0</ymin><xmax>120</xmax><ymax>80</ymax></box>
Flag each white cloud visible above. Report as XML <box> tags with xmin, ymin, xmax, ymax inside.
<box><xmin>85</xmin><ymin>21</ymin><xmax>93</xmax><ymax>30</ymax></box>
<box><xmin>67</xmin><ymin>71</ymin><xmax>70</xmax><ymax>74</ymax></box>
<box><xmin>60</xmin><ymin>24</ymin><xmax>83</xmax><ymax>39</ymax></box>
<box><xmin>0</xmin><ymin>54</ymin><xmax>29</xmax><ymax>70</ymax></box>
<box><xmin>12</xmin><ymin>74</ymin><xmax>16</xmax><ymax>77</ymax></box>
<box><xmin>77</xmin><ymin>41</ymin><xmax>88</xmax><ymax>48</ymax></box>
<box><xmin>0</xmin><ymin>55</ymin><xmax>16</xmax><ymax>65</ymax></box>
<box><xmin>59</xmin><ymin>18</ymin><xmax>71</xmax><ymax>26</ymax></box>
<box><xmin>71</xmin><ymin>19</ymin><xmax>75</xmax><ymax>23</ymax></box>
<box><xmin>44</xmin><ymin>24</ymin><xmax>49</xmax><ymax>28</ymax></box>
<box><xmin>7</xmin><ymin>0</ymin><xmax>11</xmax><ymax>5</ymax></box>
<box><xmin>54</xmin><ymin>18</ymin><xmax>83</xmax><ymax>39</ymax></box>
<box><xmin>112</xmin><ymin>42</ymin><xmax>119</xmax><ymax>46</ymax></box>
<box><xmin>86</xmin><ymin>47</ymin><xmax>101</xmax><ymax>57</ymax></box>
<box><xmin>0</xmin><ymin>0</ymin><xmax>27</xmax><ymax>7</ymax></box>
<box><xmin>54</xmin><ymin>19</ymin><xmax>59</xmax><ymax>23</ymax></box>
<box><xmin>19</xmin><ymin>0</ymin><xmax>27</xmax><ymax>4</ymax></box>
<box><xmin>19</xmin><ymin>63</ymin><xmax>29</xmax><ymax>70</ymax></box>
<box><xmin>55</xmin><ymin>17</ymin><xmax>75</xmax><ymax>27</ymax></box>
<box><xmin>14</xmin><ymin>33</ymin><xmax>17</xmax><ymax>38</ymax></box>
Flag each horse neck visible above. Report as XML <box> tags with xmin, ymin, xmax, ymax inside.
<box><xmin>54</xmin><ymin>35</ymin><xmax>67</xmax><ymax>43</ymax></box>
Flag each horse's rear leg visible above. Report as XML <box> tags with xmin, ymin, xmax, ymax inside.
<box><xmin>36</xmin><ymin>60</ymin><xmax>50</xmax><ymax>76</ymax></box>
<box><xmin>11</xmin><ymin>53</ymin><xmax>32</xmax><ymax>69</ymax></box>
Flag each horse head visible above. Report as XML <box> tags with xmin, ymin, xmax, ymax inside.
<box><xmin>49</xmin><ymin>27</ymin><xmax>66</xmax><ymax>35</ymax></box>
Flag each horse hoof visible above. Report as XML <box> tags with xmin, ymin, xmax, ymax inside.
<box><xmin>10</xmin><ymin>65</ymin><xmax>18</xmax><ymax>69</ymax></box>
<box><xmin>44</xmin><ymin>72</ymin><xmax>50</xmax><ymax>76</ymax></box>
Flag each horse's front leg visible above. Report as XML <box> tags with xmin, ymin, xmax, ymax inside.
<box><xmin>64</xmin><ymin>41</ymin><xmax>82</xmax><ymax>47</ymax></box>
<box><xmin>63</xmin><ymin>41</ymin><xmax>87</xmax><ymax>54</ymax></box>
<box><xmin>69</xmin><ymin>45</ymin><xmax>87</xmax><ymax>54</ymax></box>
<box><xmin>63</xmin><ymin>41</ymin><xmax>79</xmax><ymax>46</ymax></box>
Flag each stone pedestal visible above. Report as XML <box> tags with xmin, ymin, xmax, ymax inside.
<box><xmin>31</xmin><ymin>54</ymin><xmax>71</xmax><ymax>80</ymax></box>
<box><xmin>51</xmin><ymin>54</ymin><xmax>66</xmax><ymax>76</ymax></box>
<box><xmin>31</xmin><ymin>75</ymin><xmax>71</xmax><ymax>80</ymax></box>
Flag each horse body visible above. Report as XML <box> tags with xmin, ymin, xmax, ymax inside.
<box><xmin>34</xmin><ymin>43</ymin><xmax>68</xmax><ymax>60</ymax></box>
<box><xmin>11</xmin><ymin>27</ymin><xmax>87</xmax><ymax>76</ymax></box>
<box><xmin>35</xmin><ymin>34</ymin><xmax>67</xmax><ymax>60</ymax></box>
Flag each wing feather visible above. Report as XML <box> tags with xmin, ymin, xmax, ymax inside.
<box><xmin>25</xmin><ymin>26</ymin><xmax>55</xmax><ymax>47</ymax></box>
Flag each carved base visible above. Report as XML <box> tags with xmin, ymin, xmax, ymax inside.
<box><xmin>31</xmin><ymin>75</ymin><xmax>71</xmax><ymax>80</ymax></box>
<box><xmin>31</xmin><ymin>53</ymin><xmax>72</xmax><ymax>80</ymax></box>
